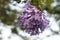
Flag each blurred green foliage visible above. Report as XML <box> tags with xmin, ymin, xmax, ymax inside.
<box><xmin>0</xmin><ymin>0</ymin><xmax>60</xmax><ymax>25</ymax></box>
<box><xmin>0</xmin><ymin>0</ymin><xmax>17</xmax><ymax>25</ymax></box>
<box><xmin>31</xmin><ymin>0</ymin><xmax>60</xmax><ymax>14</ymax></box>
<box><xmin>31</xmin><ymin>0</ymin><xmax>53</xmax><ymax>8</ymax></box>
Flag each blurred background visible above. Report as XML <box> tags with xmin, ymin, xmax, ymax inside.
<box><xmin>0</xmin><ymin>0</ymin><xmax>60</xmax><ymax>40</ymax></box>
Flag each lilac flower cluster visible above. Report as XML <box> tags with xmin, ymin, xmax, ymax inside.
<box><xmin>17</xmin><ymin>4</ymin><xmax>49</xmax><ymax>35</ymax></box>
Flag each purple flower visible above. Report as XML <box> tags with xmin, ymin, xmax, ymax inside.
<box><xmin>17</xmin><ymin>4</ymin><xmax>49</xmax><ymax>35</ymax></box>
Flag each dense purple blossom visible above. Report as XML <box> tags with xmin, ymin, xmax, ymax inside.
<box><xmin>17</xmin><ymin>3</ymin><xmax>49</xmax><ymax>35</ymax></box>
